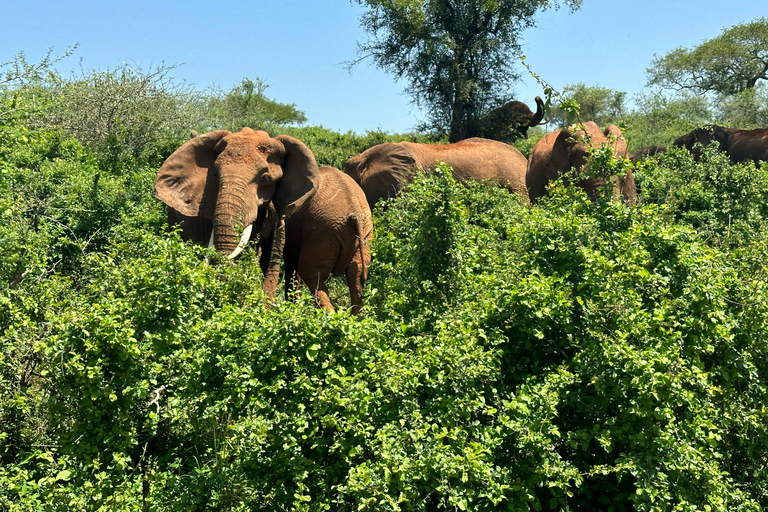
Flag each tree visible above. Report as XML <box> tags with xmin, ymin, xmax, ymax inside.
<box><xmin>716</xmin><ymin>84</ymin><xmax>768</xmax><ymax>129</ymax></box>
<box><xmin>621</xmin><ymin>92</ymin><xmax>712</xmax><ymax>150</ymax></box>
<box><xmin>351</xmin><ymin>0</ymin><xmax>581</xmax><ymax>142</ymax></box>
<box><xmin>27</xmin><ymin>62</ymin><xmax>198</xmax><ymax>163</ymax></box>
<box><xmin>647</xmin><ymin>18</ymin><xmax>768</xmax><ymax>96</ymax></box>
<box><xmin>548</xmin><ymin>83</ymin><xmax>626</xmax><ymax>127</ymax></box>
<box><xmin>0</xmin><ymin>46</ymin><xmax>77</xmax><ymax>124</ymax></box>
<box><xmin>203</xmin><ymin>77</ymin><xmax>306</xmax><ymax>132</ymax></box>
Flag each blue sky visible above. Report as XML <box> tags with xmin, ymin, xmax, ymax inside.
<box><xmin>2</xmin><ymin>1</ymin><xmax>765</xmax><ymax>133</ymax></box>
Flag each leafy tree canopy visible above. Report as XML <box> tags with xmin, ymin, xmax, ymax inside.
<box><xmin>647</xmin><ymin>18</ymin><xmax>768</xmax><ymax>95</ymax></box>
<box><xmin>548</xmin><ymin>82</ymin><xmax>626</xmax><ymax>127</ymax></box>
<box><xmin>351</xmin><ymin>0</ymin><xmax>581</xmax><ymax>141</ymax></box>
<box><xmin>203</xmin><ymin>77</ymin><xmax>307</xmax><ymax>132</ymax></box>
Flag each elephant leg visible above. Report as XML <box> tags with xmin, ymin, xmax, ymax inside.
<box><xmin>346</xmin><ymin>260</ymin><xmax>365</xmax><ymax>315</ymax></box>
<box><xmin>262</xmin><ymin>216</ymin><xmax>285</xmax><ymax>302</ymax></box>
<box><xmin>302</xmin><ymin>271</ymin><xmax>334</xmax><ymax>312</ymax></box>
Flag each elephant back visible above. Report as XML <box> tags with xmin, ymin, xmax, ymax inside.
<box><xmin>401</xmin><ymin>138</ymin><xmax>528</xmax><ymax>200</ymax></box>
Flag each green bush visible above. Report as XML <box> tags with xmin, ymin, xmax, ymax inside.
<box><xmin>2</xmin><ymin>107</ymin><xmax>768</xmax><ymax>511</ymax></box>
<box><xmin>634</xmin><ymin>144</ymin><xmax>768</xmax><ymax>247</ymax></box>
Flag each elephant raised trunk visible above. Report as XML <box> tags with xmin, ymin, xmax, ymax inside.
<box><xmin>530</xmin><ymin>96</ymin><xmax>545</xmax><ymax>128</ymax></box>
<box><xmin>479</xmin><ymin>95</ymin><xmax>547</xmax><ymax>142</ymax></box>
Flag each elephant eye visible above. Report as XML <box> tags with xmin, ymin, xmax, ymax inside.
<box><xmin>260</xmin><ymin>174</ymin><xmax>273</xmax><ymax>183</ymax></box>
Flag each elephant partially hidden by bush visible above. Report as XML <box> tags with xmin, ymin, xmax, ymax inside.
<box><xmin>283</xmin><ymin>166</ymin><xmax>372</xmax><ymax>314</ymax></box>
<box><xmin>526</xmin><ymin>122</ymin><xmax>637</xmax><ymax>204</ymax></box>
<box><xmin>344</xmin><ymin>138</ymin><xmax>529</xmax><ymax>210</ymax></box>
<box><xmin>155</xmin><ymin>128</ymin><xmax>372</xmax><ymax>314</ymax></box>
<box><xmin>673</xmin><ymin>125</ymin><xmax>768</xmax><ymax>164</ymax></box>
<box><xmin>479</xmin><ymin>96</ymin><xmax>546</xmax><ymax>142</ymax></box>
<box><xmin>629</xmin><ymin>145</ymin><xmax>667</xmax><ymax>162</ymax></box>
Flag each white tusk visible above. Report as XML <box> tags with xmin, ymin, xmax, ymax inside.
<box><xmin>227</xmin><ymin>223</ymin><xmax>254</xmax><ymax>260</ymax></box>
<box><xmin>204</xmin><ymin>230</ymin><xmax>215</xmax><ymax>265</ymax></box>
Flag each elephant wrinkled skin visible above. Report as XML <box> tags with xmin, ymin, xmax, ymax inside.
<box><xmin>283</xmin><ymin>166</ymin><xmax>372</xmax><ymax>314</ymax></box>
<box><xmin>344</xmin><ymin>137</ymin><xmax>529</xmax><ymax>210</ymax></box>
<box><xmin>526</xmin><ymin>121</ymin><xmax>636</xmax><ymax>204</ymax></box>
<box><xmin>155</xmin><ymin>128</ymin><xmax>371</xmax><ymax>313</ymax></box>
<box><xmin>673</xmin><ymin>125</ymin><xmax>768</xmax><ymax>164</ymax></box>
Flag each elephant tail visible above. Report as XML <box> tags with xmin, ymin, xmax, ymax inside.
<box><xmin>351</xmin><ymin>213</ymin><xmax>372</xmax><ymax>286</ymax></box>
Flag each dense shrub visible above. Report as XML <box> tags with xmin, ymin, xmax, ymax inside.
<box><xmin>2</xmin><ymin>88</ymin><xmax>768</xmax><ymax>510</ymax></box>
<box><xmin>634</xmin><ymin>144</ymin><xmax>768</xmax><ymax>247</ymax></box>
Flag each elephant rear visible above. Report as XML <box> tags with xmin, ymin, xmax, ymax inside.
<box><xmin>527</xmin><ymin>122</ymin><xmax>636</xmax><ymax>204</ymax></box>
<box><xmin>284</xmin><ymin>166</ymin><xmax>372</xmax><ymax>314</ymax></box>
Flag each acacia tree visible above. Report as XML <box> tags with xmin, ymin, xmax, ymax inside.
<box><xmin>351</xmin><ymin>0</ymin><xmax>581</xmax><ymax>141</ymax></box>
<box><xmin>203</xmin><ymin>77</ymin><xmax>306</xmax><ymax>132</ymax></box>
<box><xmin>647</xmin><ymin>18</ymin><xmax>768</xmax><ymax>95</ymax></box>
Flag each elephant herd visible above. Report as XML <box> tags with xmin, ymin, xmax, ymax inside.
<box><xmin>155</xmin><ymin>102</ymin><xmax>765</xmax><ymax>314</ymax></box>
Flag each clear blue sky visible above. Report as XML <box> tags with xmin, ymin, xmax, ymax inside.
<box><xmin>2</xmin><ymin>1</ymin><xmax>765</xmax><ymax>134</ymax></box>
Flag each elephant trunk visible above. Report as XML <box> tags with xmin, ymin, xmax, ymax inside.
<box><xmin>212</xmin><ymin>180</ymin><xmax>253</xmax><ymax>258</ymax></box>
<box><xmin>529</xmin><ymin>96</ymin><xmax>545</xmax><ymax>127</ymax></box>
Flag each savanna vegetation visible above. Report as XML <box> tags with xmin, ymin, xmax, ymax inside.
<box><xmin>3</xmin><ymin>15</ymin><xmax>768</xmax><ymax>512</ymax></box>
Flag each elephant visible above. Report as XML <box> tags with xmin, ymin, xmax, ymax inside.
<box><xmin>282</xmin><ymin>166</ymin><xmax>372</xmax><ymax>314</ymax></box>
<box><xmin>479</xmin><ymin>96</ymin><xmax>546</xmax><ymax>142</ymax></box>
<box><xmin>155</xmin><ymin>128</ymin><xmax>372</xmax><ymax>313</ymax></box>
<box><xmin>672</xmin><ymin>125</ymin><xmax>768</xmax><ymax>164</ymax></box>
<box><xmin>344</xmin><ymin>137</ymin><xmax>529</xmax><ymax>210</ymax></box>
<box><xmin>526</xmin><ymin>121</ymin><xmax>637</xmax><ymax>204</ymax></box>
<box><xmin>628</xmin><ymin>145</ymin><xmax>667</xmax><ymax>162</ymax></box>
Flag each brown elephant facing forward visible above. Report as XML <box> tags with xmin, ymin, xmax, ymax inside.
<box><xmin>344</xmin><ymin>137</ymin><xmax>529</xmax><ymax>210</ymax></box>
<box><xmin>673</xmin><ymin>125</ymin><xmax>768</xmax><ymax>164</ymax></box>
<box><xmin>526</xmin><ymin>122</ymin><xmax>636</xmax><ymax>204</ymax></box>
<box><xmin>155</xmin><ymin>128</ymin><xmax>371</xmax><ymax>313</ymax></box>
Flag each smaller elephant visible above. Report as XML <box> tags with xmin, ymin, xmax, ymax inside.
<box><xmin>283</xmin><ymin>166</ymin><xmax>372</xmax><ymax>314</ymax></box>
<box><xmin>526</xmin><ymin>121</ymin><xmax>636</xmax><ymax>204</ymax></box>
<box><xmin>345</xmin><ymin>138</ymin><xmax>529</xmax><ymax>210</ymax></box>
<box><xmin>629</xmin><ymin>145</ymin><xmax>667</xmax><ymax>162</ymax></box>
<box><xmin>673</xmin><ymin>125</ymin><xmax>768</xmax><ymax>164</ymax></box>
<box><xmin>479</xmin><ymin>96</ymin><xmax>546</xmax><ymax>142</ymax></box>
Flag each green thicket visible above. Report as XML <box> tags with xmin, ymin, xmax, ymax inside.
<box><xmin>2</xmin><ymin>101</ymin><xmax>768</xmax><ymax>510</ymax></box>
<box><xmin>2</xmin><ymin>53</ymin><xmax>768</xmax><ymax>510</ymax></box>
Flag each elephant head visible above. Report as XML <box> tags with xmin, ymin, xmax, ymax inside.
<box><xmin>527</xmin><ymin>121</ymin><xmax>634</xmax><ymax>203</ymax></box>
<box><xmin>481</xmin><ymin>96</ymin><xmax>546</xmax><ymax>142</ymax></box>
<box><xmin>344</xmin><ymin>142</ymin><xmax>415</xmax><ymax>210</ymax></box>
<box><xmin>155</xmin><ymin>128</ymin><xmax>319</xmax><ymax>262</ymax></box>
<box><xmin>672</xmin><ymin>125</ymin><xmax>729</xmax><ymax>160</ymax></box>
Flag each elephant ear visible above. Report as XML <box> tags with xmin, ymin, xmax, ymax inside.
<box><xmin>551</xmin><ymin>127</ymin><xmax>577</xmax><ymax>175</ymax></box>
<box><xmin>155</xmin><ymin>130</ymin><xmax>229</xmax><ymax>218</ymax></box>
<box><xmin>381</xmin><ymin>143</ymin><xmax>417</xmax><ymax>179</ymax></box>
<box><xmin>274</xmin><ymin>135</ymin><xmax>320</xmax><ymax>217</ymax></box>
